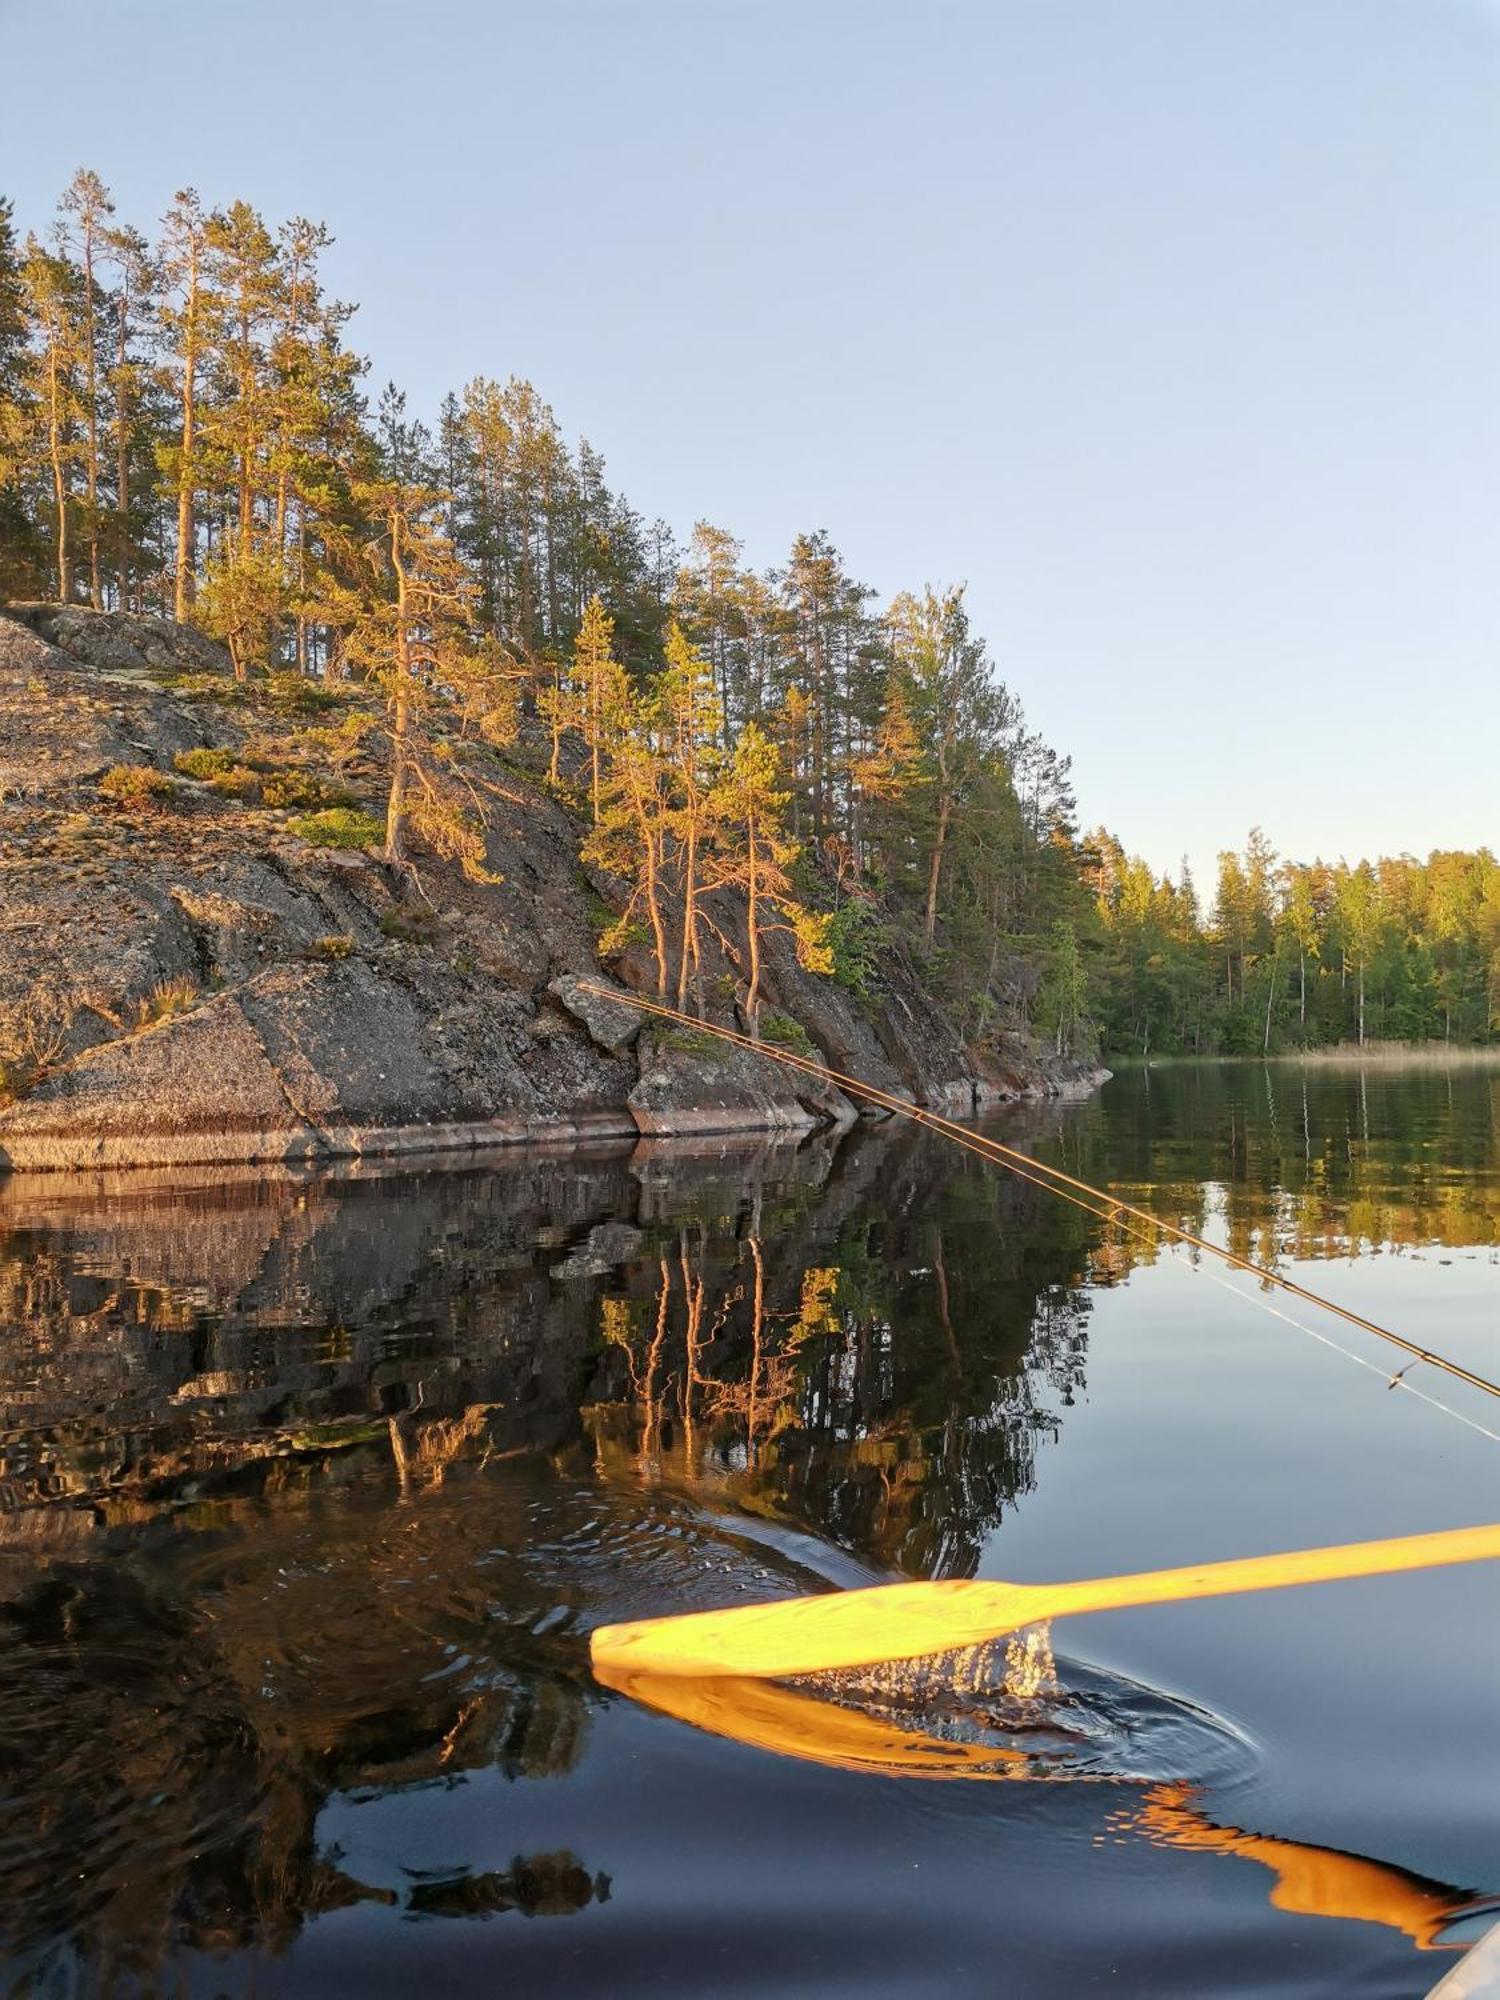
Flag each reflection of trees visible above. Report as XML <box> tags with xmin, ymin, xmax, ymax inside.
<box><xmin>0</xmin><ymin>1448</ymin><xmax>608</xmax><ymax>1981</ymax></box>
<box><xmin>0</xmin><ymin>1121</ymin><xmax>1104</xmax><ymax>1984</ymax></box>
<box><xmin>1037</xmin><ymin>1065</ymin><xmax>1499</xmax><ymax>1274</ymax></box>
<box><xmin>586</xmin><ymin>1131</ymin><xmax>1095</xmax><ymax>1577</ymax></box>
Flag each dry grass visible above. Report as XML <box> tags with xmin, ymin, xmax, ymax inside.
<box><xmin>1278</xmin><ymin>1040</ymin><xmax>1500</xmax><ymax>1067</ymax></box>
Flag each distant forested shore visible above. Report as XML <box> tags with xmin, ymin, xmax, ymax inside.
<box><xmin>1</xmin><ymin>171</ymin><xmax>1493</xmax><ymax>1067</ymax></box>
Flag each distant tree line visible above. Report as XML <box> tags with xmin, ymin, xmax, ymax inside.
<box><xmin>1</xmin><ymin>172</ymin><xmax>1491</xmax><ymax>1054</ymax></box>
<box><xmin>1084</xmin><ymin>831</ymin><xmax>1500</xmax><ymax>1054</ymax></box>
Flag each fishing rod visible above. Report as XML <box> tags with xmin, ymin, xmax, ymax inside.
<box><xmin>578</xmin><ymin>982</ymin><xmax>1500</xmax><ymax>1406</ymax></box>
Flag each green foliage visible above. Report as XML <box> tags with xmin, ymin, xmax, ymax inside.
<box><xmin>289</xmin><ymin>806</ymin><xmax>383</xmax><ymax>850</ymax></box>
<box><xmin>1089</xmin><ymin>832</ymin><xmax>1500</xmax><ymax>1056</ymax></box>
<box><xmin>173</xmin><ymin>746</ymin><xmax>237</xmax><ymax>780</ymax></box>
<box><xmin>306</xmin><ymin>934</ymin><xmax>356</xmax><ymax>961</ymax></box>
<box><xmin>825</xmin><ymin>901</ymin><xmax>881</xmax><ymax>996</ymax></box>
<box><xmin>759</xmin><ymin>1009</ymin><xmax>816</xmax><ymax>1056</ymax></box>
<box><xmin>206</xmin><ymin>766</ymin><xmax>261</xmax><ymax>800</ymax></box>
<box><xmin>99</xmin><ymin>763</ymin><xmax>175</xmax><ymax>808</ymax></box>
<box><xmin>261</xmin><ymin>768</ymin><xmax>356</xmax><ymax>811</ymax></box>
<box><xmin>264</xmin><ymin>671</ymin><xmax>340</xmax><ymax>717</ymax></box>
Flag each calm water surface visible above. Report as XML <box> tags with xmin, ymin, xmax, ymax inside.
<box><xmin>1</xmin><ymin>1064</ymin><xmax>1497</xmax><ymax>1996</ymax></box>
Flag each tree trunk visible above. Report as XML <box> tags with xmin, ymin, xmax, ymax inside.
<box><xmin>677</xmin><ymin>818</ymin><xmax>698</xmax><ymax>1012</ymax></box>
<box><xmin>923</xmin><ymin>794</ymin><xmax>950</xmax><ymax>950</ymax></box>
<box><xmin>81</xmin><ymin>215</ymin><xmax>101</xmax><ymax>609</ymax></box>
<box><xmin>639</xmin><ymin>827</ymin><xmax>669</xmax><ymax>999</ymax></box>
<box><xmin>385</xmin><ymin>515</ymin><xmax>410</xmax><ymax>865</ymax></box>
<box><xmin>114</xmin><ymin>297</ymin><xmax>130</xmax><ymax>608</ymax></box>
<box><xmin>745</xmin><ymin>813</ymin><xmax>762</xmax><ymax>1035</ymax></box>
<box><xmin>47</xmin><ymin>345</ymin><xmax>69</xmax><ymax>601</ymax></box>
<box><xmin>174</xmin><ymin>254</ymin><xmax>198</xmax><ymax>622</ymax></box>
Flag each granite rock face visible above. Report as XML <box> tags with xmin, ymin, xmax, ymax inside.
<box><xmin>0</xmin><ymin>608</ymin><xmax>1102</xmax><ymax>1171</ymax></box>
<box><xmin>627</xmin><ymin>1027</ymin><xmax>857</xmax><ymax>1138</ymax></box>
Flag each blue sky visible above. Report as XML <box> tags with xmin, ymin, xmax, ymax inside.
<box><xmin>4</xmin><ymin>0</ymin><xmax>1497</xmax><ymax>889</ymax></box>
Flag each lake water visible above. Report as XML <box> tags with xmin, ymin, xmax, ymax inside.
<box><xmin>1</xmin><ymin>1063</ymin><xmax>1497</xmax><ymax>1996</ymax></box>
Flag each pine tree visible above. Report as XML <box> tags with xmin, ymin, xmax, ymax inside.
<box><xmin>573</xmin><ymin>593</ymin><xmax>623</xmax><ymax>823</ymax></box>
<box><xmin>707</xmin><ymin>722</ymin><xmax>831</xmax><ymax>1035</ymax></box>
<box><xmin>887</xmin><ymin>585</ymin><xmax>1003</xmax><ymax>950</ymax></box>
<box><xmin>58</xmin><ymin>169</ymin><xmax>115</xmax><ymax>608</ymax></box>
<box><xmin>158</xmin><ymin>189</ymin><xmax>213</xmax><ymax>620</ymax></box>
<box><xmin>0</xmin><ymin>197</ymin><xmax>39</xmax><ymax>597</ymax></box>
<box><xmin>583</xmin><ymin>684</ymin><xmax>675</xmax><ymax>997</ymax></box>
<box><xmin>660</xmin><ymin>620</ymin><xmax>722</xmax><ymax>1011</ymax></box>
<box><xmin>21</xmin><ymin>234</ymin><xmax>87</xmax><ymax>600</ymax></box>
<box><xmin>329</xmin><ymin>407</ymin><xmax>510</xmax><ymax>871</ymax></box>
<box><xmin>100</xmin><ymin>217</ymin><xmax>155</xmax><ymax>607</ymax></box>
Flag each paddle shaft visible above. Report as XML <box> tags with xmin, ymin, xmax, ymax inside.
<box><xmin>589</xmin><ymin>1521</ymin><xmax>1500</xmax><ymax>1679</ymax></box>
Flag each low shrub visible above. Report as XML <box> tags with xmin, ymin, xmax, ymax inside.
<box><xmin>759</xmin><ymin>1009</ymin><xmax>816</xmax><ymax>1056</ymax></box>
<box><xmin>261</xmin><ymin>769</ymin><xmax>356</xmax><ymax>811</ymax></box>
<box><xmin>173</xmin><ymin>746</ymin><xmax>238</xmax><ymax>780</ymax></box>
<box><xmin>99</xmin><ymin>763</ymin><xmax>176</xmax><ymax>809</ymax></box>
<box><xmin>264</xmin><ymin>671</ymin><xmax>339</xmax><ymax>717</ymax></box>
<box><xmin>306</xmin><ymin>934</ymin><xmax>356</xmax><ymax>961</ymax></box>
<box><xmin>289</xmin><ymin>806</ymin><xmax>384</xmax><ymax>850</ymax></box>
<box><xmin>206</xmin><ymin>766</ymin><xmax>261</xmax><ymax>800</ymax></box>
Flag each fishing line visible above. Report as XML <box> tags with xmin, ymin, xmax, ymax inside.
<box><xmin>579</xmin><ymin>984</ymin><xmax>1500</xmax><ymax>1412</ymax></box>
<box><xmin>1172</xmin><ymin>1257</ymin><xmax>1500</xmax><ymax>1451</ymax></box>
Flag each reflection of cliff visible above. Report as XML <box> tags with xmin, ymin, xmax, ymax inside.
<box><xmin>0</xmin><ymin>1149</ymin><xmax>643</xmax><ymax>1513</ymax></box>
<box><xmin>0</xmin><ymin>1463</ymin><xmax>610</xmax><ymax>1978</ymax></box>
<box><xmin>0</xmin><ymin>1125</ymin><xmax>1092</xmax><ymax>1559</ymax></box>
<box><xmin>0</xmin><ymin>1123</ymin><xmax>1101</xmax><ymax>1982</ymax></box>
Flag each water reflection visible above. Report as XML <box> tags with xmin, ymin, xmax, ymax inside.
<box><xmin>0</xmin><ymin>1066</ymin><xmax>1494</xmax><ymax>1992</ymax></box>
<box><xmin>1050</xmin><ymin>1062</ymin><xmax>1500</xmax><ymax>1266</ymax></box>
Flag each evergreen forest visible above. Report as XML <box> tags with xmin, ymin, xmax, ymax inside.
<box><xmin>2</xmin><ymin>172</ymin><xmax>1495</xmax><ymax>1058</ymax></box>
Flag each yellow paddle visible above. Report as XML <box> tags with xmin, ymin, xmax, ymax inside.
<box><xmin>589</xmin><ymin>1520</ymin><xmax>1500</xmax><ymax>1680</ymax></box>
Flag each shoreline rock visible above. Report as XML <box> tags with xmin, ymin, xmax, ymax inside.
<box><xmin>0</xmin><ymin>607</ymin><xmax>1108</xmax><ymax>1173</ymax></box>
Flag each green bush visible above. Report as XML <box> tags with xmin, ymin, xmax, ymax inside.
<box><xmin>264</xmin><ymin>671</ymin><xmax>339</xmax><ymax>717</ymax></box>
<box><xmin>825</xmin><ymin>901</ymin><xmax>881</xmax><ymax>996</ymax></box>
<box><xmin>99</xmin><ymin>763</ymin><xmax>176</xmax><ymax>808</ymax></box>
<box><xmin>306</xmin><ymin>934</ymin><xmax>356</xmax><ymax>961</ymax></box>
<box><xmin>206</xmin><ymin>766</ymin><xmax>261</xmax><ymax>800</ymax></box>
<box><xmin>760</xmin><ymin>1009</ymin><xmax>816</xmax><ymax>1056</ymax></box>
<box><xmin>261</xmin><ymin>768</ymin><xmax>356</xmax><ymax>811</ymax></box>
<box><xmin>289</xmin><ymin>807</ymin><xmax>384</xmax><ymax>850</ymax></box>
<box><xmin>173</xmin><ymin>746</ymin><xmax>238</xmax><ymax>780</ymax></box>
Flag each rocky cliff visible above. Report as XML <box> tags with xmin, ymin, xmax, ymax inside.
<box><xmin>0</xmin><ymin>606</ymin><xmax>1105</xmax><ymax>1172</ymax></box>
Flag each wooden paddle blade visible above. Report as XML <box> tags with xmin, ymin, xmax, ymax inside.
<box><xmin>591</xmin><ymin>1522</ymin><xmax>1500</xmax><ymax>1681</ymax></box>
<box><xmin>588</xmin><ymin>1577</ymin><xmax>1043</xmax><ymax>1679</ymax></box>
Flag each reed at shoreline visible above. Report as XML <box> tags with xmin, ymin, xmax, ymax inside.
<box><xmin>1111</xmin><ymin>1042</ymin><xmax>1500</xmax><ymax>1069</ymax></box>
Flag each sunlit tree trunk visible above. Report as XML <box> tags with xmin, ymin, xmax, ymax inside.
<box><xmin>384</xmin><ymin>510</ymin><xmax>411</xmax><ymax>864</ymax></box>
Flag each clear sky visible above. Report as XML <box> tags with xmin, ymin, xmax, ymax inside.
<box><xmin>4</xmin><ymin>0</ymin><xmax>1497</xmax><ymax>889</ymax></box>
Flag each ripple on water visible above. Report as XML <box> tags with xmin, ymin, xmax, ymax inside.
<box><xmin>788</xmin><ymin>1623</ymin><xmax>1259</xmax><ymax>1789</ymax></box>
